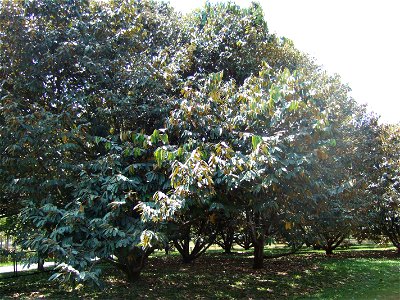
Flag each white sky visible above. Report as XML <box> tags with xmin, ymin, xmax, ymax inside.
<box><xmin>168</xmin><ymin>0</ymin><xmax>400</xmax><ymax>124</ymax></box>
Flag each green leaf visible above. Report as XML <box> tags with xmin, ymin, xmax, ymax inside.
<box><xmin>252</xmin><ymin>135</ymin><xmax>262</xmax><ymax>150</ymax></box>
<box><xmin>150</xmin><ymin>129</ymin><xmax>160</xmax><ymax>144</ymax></box>
<box><xmin>160</xmin><ymin>134</ymin><xmax>169</xmax><ymax>144</ymax></box>
<box><xmin>289</xmin><ymin>100</ymin><xmax>299</xmax><ymax>112</ymax></box>
<box><xmin>154</xmin><ymin>148</ymin><xmax>164</xmax><ymax>167</ymax></box>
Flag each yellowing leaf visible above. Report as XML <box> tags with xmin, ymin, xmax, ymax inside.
<box><xmin>285</xmin><ymin>221</ymin><xmax>292</xmax><ymax>230</ymax></box>
<box><xmin>316</xmin><ymin>149</ymin><xmax>329</xmax><ymax>160</ymax></box>
<box><xmin>209</xmin><ymin>213</ymin><xmax>217</xmax><ymax>224</ymax></box>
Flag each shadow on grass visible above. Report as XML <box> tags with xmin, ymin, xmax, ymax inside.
<box><xmin>0</xmin><ymin>249</ymin><xmax>398</xmax><ymax>299</ymax></box>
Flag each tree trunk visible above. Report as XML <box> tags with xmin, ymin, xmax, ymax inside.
<box><xmin>313</xmin><ymin>245</ymin><xmax>322</xmax><ymax>250</ymax></box>
<box><xmin>124</xmin><ymin>267</ymin><xmax>141</xmax><ymax>282</ymax></box>
<box><xmin>325</xmin><ymin>246</ymin><xmax>334</xmax><ymax>255</ymax></box>
<box><xmin>114</xmin><ymin>246</ymin><xmax>152</xmax><ymax>282</ymax></box>
<box><xmin>182</xmin><ymin>255</ymin><xmax>194</xmax><ymax>264</ymax></box>
<box><xmin>221</xmin><ymin>234</ymin><xmax>234</xmax><ymax>254</ymax></box>
<box><xmin>220</xmin><ymin>224</ymin><xmax>235</xmax><ymax>254</ymax></box>
<box><xmin>243</xmin><ymin>243</ymin><xmax>253</xmax><ymax>250</ymax></box>
<box><xmin>224</xmin><ymin>244</ymin><xmax>233</xmax><ymax>254</ymax></box>
<box><xmin>173</xmin><ymin>236</ymin><xmax>194</xmax><ymax>263</ymax></box>
<box><xmin>38</xmin><ymin>257</ymin><xmax>45</xmax><ymax>272</ymax></box>
<box><xmin>253</xmin><ymin>235</ymin><xmax>265</xmax><ymax>269</ymax></box>
<box><xmin>173</xmin><ymin>221</ymin><xmax>216</xmax><ymax>263</ymax></box>
<box><xmin>175</xmin><ymin>238</ymin><xmax>215</xmax><ymax>263</ymax></box>
<box><xmin>173</xmin><ymin>238</ymin><xmax>196</xmax><ymax>263</ymax></box>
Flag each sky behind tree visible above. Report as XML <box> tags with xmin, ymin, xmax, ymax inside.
<box><xmin>168</xmin><ymin>0</ymin><xmax>400</xmax><ymax>124</ymax></box>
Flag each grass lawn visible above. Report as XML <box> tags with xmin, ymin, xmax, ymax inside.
<box><xmin>0</xmin><ymin>246</ymin><xmax>399</xmax><ymax>299</ymax></box>
<box><xmin>0</xmin><ymin>261</ymin><xmax>13</xmax><ymax>267</ymax></box>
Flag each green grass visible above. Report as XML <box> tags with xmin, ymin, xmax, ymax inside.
<box><xmin>0</xmin><ymin>246</ymin><xmax>398</xmax><ymax>299</ymax></box>
<box><xmin>293</xmin><ymin>257</ymin><xmax>400</xmax><ymax>300</ymax></box>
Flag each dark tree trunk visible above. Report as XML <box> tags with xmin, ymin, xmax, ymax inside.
<box><xmin>224</xmin><ymin>244</ymin><xmax>233</xmax><ymax>254</ymax></box>
<box><xmin>313</xmin><ymin>244</ymin><xmax>322</xmax><ymax>250</ymax></box>
<box><xmin>253</xmin><ymin>235</ymin><xmax>265</xmax><ymax>269</ymax></box>
<box><xmin>173</xmin><ymin>221</ymin><xmax>216</xmax><ymax>263</ymax></box>
<box><xmin>218</xmin><ymin>226</ymin><xmax>235</xmax><ymax>254</ymax></box>
<box><xmin>235</xmin><ymin>232</ymin><xmax>254</xmax><ymax>250</ymax></box>
<box><xmin>325</xmin><ymin>247</ymin><xmax>334</xmax><ymax>255</ymax></box>
<box><xmin>181</xmin><ymin>254</ymin><xmax>194</xmax><ymax>264</ymax></box>
<box><xmin>223</xmin><ymin>232</ymin><xmax>234</xmax><ymax>254</ymax></box>
<box><xmin>123</xmin><ymin>266</ymin><xmax>141</xmax><ymax>282</ymax></box>
<box><xmin>324</xmin><ymin>239</ymin><xmax>335</xmax><ymax>255</ymax></box>
<box><xmin>385</xmin><ymin>227</ymin><xmax>400</xmax><ymax>255</ymax></box>
<box><xmin>249</xmin><ymin>210</ymin><xmax>267</xmax><ymax>269</ymax></box>
<box><xmin>113</xmin><ymin>246</ymin><xmax>153</xmax><ymax>282</ymax></box>
<box><xmin>243</xmin><ymin>244</ymin><xmax>252</xmax><ymax>250</ymax></box>
<box><xmin>323</xmin><ymin>233</ymin><xmax>347</xmax><ymax>256</ymax></box>
<box><xmin>173</xmin><ymin>230</ymin><xmax>194</xmax><ymax>263</ymax></box>
<box><xmin>174</xmin><ymin>237</ymin><xmax>215</xmax><ymax>263</ymax></box>
<box><xmin>38</xmin><ymin>257</ymin><xmax>45</xmax><ymax>272</ymax></box>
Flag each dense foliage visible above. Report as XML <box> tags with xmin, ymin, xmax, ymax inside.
<box><xmin>360</xmin><ymin>125</ymin><xmax>400</xmax><ymax>252</ymax></box>
<box><xmin>0</xmin><ymin>0</ymin><xmax>397</xmax><ymax>286</ymax></box>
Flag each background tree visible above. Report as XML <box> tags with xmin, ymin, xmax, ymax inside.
<box><xmin>292</xmin><ymin>73</ymin><xmax>379</xmax><ymax>255</ymax></box>
<box><xmin>157</xmin><ymin>63</ymin><xmax>332</xmax><ymax>269</ymax></box>
<box><xmin>363</xmin><ymin>124</ymin><xmax>400</xmax><ymax>253</ymax></box>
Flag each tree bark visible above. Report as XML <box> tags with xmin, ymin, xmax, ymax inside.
<box><xmin>224</xmin><ymin>244</ymin><xmax>233</xmax><ymax>254</ymax></box>
<box><xmin>313</xmin><ymin>244</ymin><xmax>322</xmax><ymax>250</ymax></box>
<box><xmin>253</xmin><ymin>235</ymin><xmax>265</xmax><ymax>269</ymax></box>
<box><xmin>220</xmin><ymin>223</ymin><xmax>235</xmax><ymax>254</ymax></box>
<box><xmin>173</xmin><ymin>221</ymin><xmax>216</xmax><ymax>263</ymax></box>
<box><xmin>218</xmin><ymin>232</ymin><xmax>234</xmax><ymax>254</ymax></box>
<box><xmin>325</xmin><ymin>247</ymin><xmax>334</xmax><ymax>255</ymax></box>
<box><xmin>124</xmin><ymin>267</ymin><xmax>141</xmax><ymax>282</ymax></box>
<box><xmin>113</xmin><ymin>246</ymin><xmax>153</xmax><ymax>282</ymax></box>
<box><xmin>38</xmin><ymin>257</ymin><xmax>45</xmax><ymax>272</ymax></box>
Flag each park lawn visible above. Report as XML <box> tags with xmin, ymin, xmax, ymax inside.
<box><xmin>293</xmin><ymin>256</ymin><xmax>400</xmax><ymax>299</ymax></box>
<box><xmin>0</xmin><ymin>247</ymin><xmax>398</xmax><ymax>299</ymax></box>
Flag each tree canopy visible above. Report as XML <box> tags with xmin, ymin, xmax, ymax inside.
<box><xmin>0</xmin><ymin>0</ymin><xmax>397</xmax><ymax>286</ymax></box>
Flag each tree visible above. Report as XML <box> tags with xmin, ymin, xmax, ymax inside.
<box><xmin>215</xmin><ymin>213</ymin><xmax>238</xmax><ymax>254</ymax></box>
<box><xmin>1</xmin><ymin>0</ymin><xmax>382</xmax><ymax>286</ymax></box>
<box><xmin>0</xmin><ymin>0</ymin><xmax>185</xmax><ymax>284</ymax></box>
<box><xmin>150</xmin><ymin>63</ymin><xmax>332</xmax><ymax>269</ymax></box>
<box><xmin>141</xmin><ymin>2</ymin><xmax>365</xmax><ymax>269</ymax></box>
<box><xmin>234</xmin><ymin>211</ymin><xmax>255</xmax><ymax>250</ymax></box>
<box><xmin>364</xmin><ymin>124</ymin><xmax>400</xmax><ymax>253</ymax></box>
<box><xmin>171</xmin><ymin>211</ymin><xmax>217</xmax><ymax>263</ymax></box>
<box><xmin>140</xmin><ymin>2</ymin><xmax>280</xmax><ymax>266</ymax></box>
<box><xmin>292</xmin><ymin>74</ymin><xmax>379</xmax><ymax>255</ymax></box>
